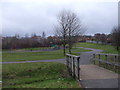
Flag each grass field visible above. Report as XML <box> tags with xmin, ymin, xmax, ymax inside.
<box><xmin>21</xmin><ymin>47</ymin><xmax>50</xmax><ymax>51</ymax></box>
<box><xmin>3</xmin><ymin>47</ymin><xmax>51</xmax><ymax>51</ymax></box>
<box><xmin>2</xmin><ymin>62</ymin><xmax>80</xmax><ymax>88</ymax></box>
<box><xmin>75</xmin><ymin>42</ymin><xmax>118</xmax><ymax>54</ymax></box>
<box><xmin>2</xmin><ymin>48</ymin><xmax>91</xmax><ymax>62</ymax></box>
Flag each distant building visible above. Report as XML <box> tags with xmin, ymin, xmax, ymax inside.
<box><xmin>93</xmin><ymin>33</ymin><xmax>112</xmax><ymax>44</ymax></box>
<box><xmin>77</xmin><ymin>35</ymin><xmax>92</xmax><ymax>42</ymax></box>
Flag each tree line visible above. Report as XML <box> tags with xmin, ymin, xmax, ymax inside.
<box><xmin>2</xmin><ymin>32</ymin><xmax>63</xmax><ymax>49</ymax></box>
<box><xmin>2</xmin><ymin>10</ymin><xmax>120</xmax><ymax>54</ymax></box>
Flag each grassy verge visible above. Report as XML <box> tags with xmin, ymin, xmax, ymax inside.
<box><xmin>75</xmin><ymin>42</ymin><xmax>118</xmax><ymax>54</ymax></box>
<box><xmin>2</xmin><ymin>62</ymin><xmax>80</xmax><ymax>88</ymax></box>
<box><xmin>2</xmin><ymin>48</ymin><xmax>91</xmax><ymax>62</ymax></box>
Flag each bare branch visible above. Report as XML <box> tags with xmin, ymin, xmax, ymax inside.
<box><xmin>54</xmin><ymin>10</ymin><xmax>85</xmax><ymax>54</ymax></box>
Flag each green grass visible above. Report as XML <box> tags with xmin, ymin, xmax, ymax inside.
<box><xmin>2</xmin><ymin>62</ymin><xmax>80</xmax><ymax>88</ymax></box>
<box><xmin>2</xmin><ymin>48</ymin><xmax>91</xmax><ymax>62</ymax></box>
<box><xmin>75</xmin><ymin>42</ymin><xmax>118</xmax><ymax>54</ymax></box>
<box><xmin>3</xmin><ymin>47</ymin><xmax>51</xmax><ymax>51</ymax></box>
<box><xmin>20</xmin><ymin>47</ymin><xmax>50</xmax><ymax>51</ymax></box>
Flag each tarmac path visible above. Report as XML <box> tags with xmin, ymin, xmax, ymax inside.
<box><xmin>1</xmin><ymin>47</ymin><xmax>119</xmax><ymax>88</ymax></box>
<box><xmin>1</xmin><ymin>59</ymin><xmax>65</xmax><ymax>64</ymax></box>
<box><xmin>77</xmin><ymin>47</ymin><xmax>119</xmax><ymax>88</ymax></box>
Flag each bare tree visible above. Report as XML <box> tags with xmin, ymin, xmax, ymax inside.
<box><xmin>66</xmin><ymin>11</ymin><xmax>83</xmax><ymax>53</ymax></box>
<box><xmin>111</xmin><ymin>27</ymin><xmax>120</xmax><ymax>51</ymax></box>
<box><xmin>55</xmin><ymin>10</ymin><xmax>84</xmax><ymax>55</ymax></box>
<box><xmin>54</xmin><ymin>10</ymin><xmax>69</xmax><ymax>55</ymax></box>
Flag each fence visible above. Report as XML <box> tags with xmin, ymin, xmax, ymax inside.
<box><xmin>66</xmin><ymin>54</ymin><xmax>80</xmax><ymax>80</ymax></box>
<box><xmin>93</xmin><ymin>53</ymin><xmax>120</xmax><ymax>72</ymax></box>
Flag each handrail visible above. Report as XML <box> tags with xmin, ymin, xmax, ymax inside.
<box><xmin>66</xmin><ymin>53</ymin><xmax>80</xmax><ymax>80</ymax></box>
<box><xmin>93</xmin><ymin>53</ymin><xmax>119</xmax><ymax>72</ymax></box>
<box><xmin>66</xmin><ymin>54</ymin><xmax>80</xmax><ymax>58</ymax></box>
<box><xmin>94</xmin><ymin>53</ymin><xmax>119</xmax><ymax>56</ymax></box>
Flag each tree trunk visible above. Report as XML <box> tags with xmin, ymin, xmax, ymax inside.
<box><xmin>68</xmin><ymin>30</ymin><xmax>72</xmax><ymax>54</ymax></box>
<box><xmin>63</xmin><ymin>44</ymin><xmax>66</xmax><ymax>56</ymax></box>
<box><xmin>69</xmin><ymin>40</ymin><xmax>72</xmax><ymax>54</ymax></box>
<box><xmin>63</xmin><ymin>35</ymin><xmax>66</xmax><ymax>56</ymax></box>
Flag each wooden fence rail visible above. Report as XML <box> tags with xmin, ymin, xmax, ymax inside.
<box><xmin>66</xmin><ymin>54</ymin><xmax>80</xmax><ymax>80</ymax></box>
<box><xmin>93</xmin><ymin>53</ymin><xmax>120</xmax><ymax>72</ymax></box>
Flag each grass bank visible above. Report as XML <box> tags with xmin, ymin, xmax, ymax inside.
<box><xmin>2</xmin><ymin>48</ymin><xmax>91</xmax><ymax>62</ymax></box>
<box><xmin>75</xmin><ymin>42</ymin><xmax>118</xmax><ymax>54</ymax></box>
<box><xmin>2</xmin><ymin>62</ymin><xmax>80</xmax><ymax>88</ymax></box>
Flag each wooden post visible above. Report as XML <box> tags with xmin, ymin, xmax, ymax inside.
<box><xmin>68</xmin><ymin>56</ymin><xmax>71</xmax><ymax>74</ymax></box>
<box><xmin>77</xmin><ymin>57</ymin><xmax>80</xmax><ymax>80</ymax></box>
<box><xmin>105</xmin><ymin>55</ymin><xmax>107</xmax><ymax>61</ymax></box>
<box><xmin>66</xmin><ymin>55</ymin><xmax>68</xmax><ymax>68</ymax></box>
<box><xmin>71</xmin><ymin>57</ymin><xmax>73</xmax><ymax>76</ymax></box>
<box><xmin>105</xmin><ymin>55</ymin><xmax>107</xmax><ymax>68</ymax></box>
<box><xmin>93</xmin><ymin>54</ymin><xmax>95</xmax><ymax>64</ymax></box>
<box><xmin>114</xmin><ymin>55</ymin><xmax>117</xmax><ymax>72</ymax></box>
<box><xmin>69</xmin><ymin>56</ymin><xmax>72</xmax><ymax>76</ymax></box>
<box><xmin>98</xmin><ymin>54</ymin><xmax>100</xmax><ymax>66</ymax></box>
<box><xmin>73</xmin><ymin>57</ymin><xmax>75</xmax><ymax>79</ymax></box>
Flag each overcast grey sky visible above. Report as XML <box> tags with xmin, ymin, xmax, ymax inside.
<box><xmin>0</xmin><ymin>0</ymin><xmax>118</xmax><ymax>37</ymax></box>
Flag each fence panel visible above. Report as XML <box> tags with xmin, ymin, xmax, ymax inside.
<box><xmin>93</xmin><ymin>53</ymin><xmax>120</xmax><ymax>72</ymax></box>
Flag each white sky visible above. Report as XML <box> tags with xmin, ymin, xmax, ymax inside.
<box><xmin>0</xmin><ymin>0</ymin><xmax>119</xmax><ymax>37</ymax></box>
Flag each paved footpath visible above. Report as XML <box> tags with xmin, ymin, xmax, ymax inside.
<box><xmin>1</xmin><ymin>47</ymin><xmax>120</xmax><ymax>88</ymax></box>
<box><xmin>1</xmin><ymin>59</ymin><xmax>66</xmax><ymax>64</ymax></box>
<box><xmin>80</xmin><ymin>65</ymin><xmax>119</xmax><ymax>88</ymax></box>
<box><xmin>78</xmin><ymin>47</ymin><xmax>120</xmax><ymax>88</ymax></box>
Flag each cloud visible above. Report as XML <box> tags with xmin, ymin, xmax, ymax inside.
<box><xmin>1</xmin><ymin>0</ymin><xmax>118</xmax><ymax>36</ymax></box>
